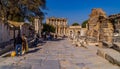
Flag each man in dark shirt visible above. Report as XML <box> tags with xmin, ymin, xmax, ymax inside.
<box><xmin>15</xmin><ymin>34</ymin><xmax>22</xmax><ymax>56</ymax></box>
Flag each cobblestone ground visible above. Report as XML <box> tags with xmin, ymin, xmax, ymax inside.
<box><xmin>0</xmin><ymin>38</ymin><xmax>120</xmax><ymax>69</ymax></box>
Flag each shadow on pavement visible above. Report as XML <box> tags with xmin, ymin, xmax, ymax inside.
<box><xmin>2</xmin><ymin>48</ymin><xmax>42</xmax><ymax>58</ymax></box>
<box><xmin>2</xmin><ymin>53</ymin><xmax>11</xmax><ymax>57</ymax></box>
<box><xmin>26</xmin><ymin>48</ymin><xmax>42</xmax><ymax>54</ymax></box>
<box><xmin>48</xmin><ymin>38</ymin><xmax>65</xmax><ymax>41</ymax></box>
<box><xmin>29</xmin><ymin>41</ymin><xmax>46</xmax><ymax>48</ymax></box>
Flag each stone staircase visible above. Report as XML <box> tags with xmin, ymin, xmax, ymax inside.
<box><xmin>97</xmin><ymin>42</ymin><xmax>120</xmax><ymax>66</ymax></box>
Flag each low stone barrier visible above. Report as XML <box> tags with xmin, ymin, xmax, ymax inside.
<box><xmin>102</xmin><ymin>41</ymin><xmax>113</xmax><ymax>48</ymax></box>
<box><xmin>112</xmin><ymin>43</ymin><xmax>120</xmax><ymax>53</ymax></box>
<box><xmin>97</xmin><ymin>48</ymin><xmax>120</xmax><ymax>66</ymax></box>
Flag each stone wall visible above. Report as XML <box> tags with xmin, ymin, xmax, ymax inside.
<box><xmin>0</xmin><ymin>21</ymin><xmax>11</xmax><ymax>43</ymax></box>
<box><xmin>0</xmin><ymin>20</ymin><xmax>32</xmax><ymax>44</ymax></box>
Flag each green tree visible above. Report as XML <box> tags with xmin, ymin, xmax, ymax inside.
<box><xmin>0</xmin><ymin>0</ymin><xmax>46</xmax><ymax>22</ymax></box>
<box><xmin>82</xmin><ymin>20</ymin><xmax>88</xmax><ymax>28</ymax></box>
<box><xmin>42</xmin><ymin>24</ymin><xmax>55</xmax><ymax>33</ymax></box>
<box><xmin>72</xmin><ymin>23</ymin><xmax>80</xmax><ymax>26</ymax></box>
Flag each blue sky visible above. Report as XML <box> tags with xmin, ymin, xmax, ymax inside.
<box><xmin>45</xmin><ymin>0</ymin><xmax>120</xmax><ymax>25</ymax></box>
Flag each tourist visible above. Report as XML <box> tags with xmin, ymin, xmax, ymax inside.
<box><xmin>15</xmin><ymin>34</ymin><xmax>22</xmax><ymax>56</ymax></box>
<box><xmin>22</xmin><ymin>34</ymin><xmax>29</xmax><ymax>54</ymax></box>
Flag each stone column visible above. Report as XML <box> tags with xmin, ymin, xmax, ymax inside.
<box><xmin>20</xmin><ymin>25</ymin><xmax>22</xmax><ymax>35</ymax></box>
<box><xmin>62</xmin><ymin>28</ymin><xmax>63</xmax><ymax>36</ymax></box>
<box><xmin>66</xmin><ymin>27</ymin><xmax>68</xmax><ymax>36</ymax></box>
<box><xmin>58</xmin><ymin>27</ymin><xmax>60</xmax><ymax>36</ymax></box>
<box><xmin>64</xmin><ymin>27</ymin><xmax>65</xmax><ymax>35</ymax></box>
<box><xmin>38</xmin><ymin>18</ymin><xmax>42</xmax><ymax>37</ymax></box>
<box><xmin>56</xmin><ymin>20</ymin><xmax>58</xmax><ymax>34</ymax></box>
<box><xmin>60</xmin><ymin>27</ymin><xmax>62</xmax><ymax>36</ymax></box>
<box><xmin>55</xmin><ymin>27</ymin><xmax>57</xmax><ymax>34</ymax></box>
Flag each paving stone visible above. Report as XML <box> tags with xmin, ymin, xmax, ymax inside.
<box><xmin>32</xmin><ymin>64</ymin><xmax>41</xmax><ymax>69</ymax></box>
<box><xmin>60</xmin><ymin>60</ymin><xmax>81</xmax><ymax>69</ymax></box>
<box><xmin>24</xmin><ymin>59</ymin><xmax>42</xmax><ymax>64</ymax></box>
<box><xmin>0</xmin><ymin>64</ymin><xmax>32</xmax><ymax>69</ymax></box>
<box><xmin>97</xmin><ymin>49</ymin><xmax>106</xmax><ymax>58</ymax></box>
<box><xmin>39</xmin><ymin>60</ymin><xmax>60</xmax><ymax>69</ymax></box>
<box><xmin>0</xmin><ymin>39</ymin><xmax>120</xmax><ymax>69</ymax></box>
<box><xmin>0</xmin><ymin>57</ymin><xmax>6</xmax><ymax>62</ymax></box>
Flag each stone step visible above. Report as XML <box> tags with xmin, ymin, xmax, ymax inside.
<box><xmin>97</xmin><ymin>48</ymin><xmax>120</xmax><ymax>66</ymax></box>
<box><xmin>112</xmin><ymin>43</ymin><xmax>120</xmax><ymax>53</ymax></box>
<box><xmin>102</xmin><ymin>41</ymin><xmax>113</xmax><ymax>48</ymax></box>
<box><xmin>101</xmin><ymin>41</ymin><xmax>120</xmax><ymax>53</ymax></box>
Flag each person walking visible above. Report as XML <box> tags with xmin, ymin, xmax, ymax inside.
<box><xmin>15</xmin><ymin>34</ymin><xmax>22</xmax><ymax>56</ymax></box>
<box><xmin>22</xmin><ymin>34</ymin><xmax>29</xmax><ymax>54</ymax></box>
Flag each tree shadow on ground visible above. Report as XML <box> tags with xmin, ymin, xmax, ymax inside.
<box><xmin>2</xmin><ymin>48</ymin><xmax>42</xmax><ymax>58</ymax></box>
<box><xmin>29</xmin><ymin>41</ymin><xmax>46</xmax><ymax>48</ymax></box>
<box><xmin>49</xmin><ymin>38</ymin><xmax>65</xmax><ymax>41</ymax></box>
<box><xmin>26</xmin><ymin>48</ymin><xmax>42</xmax><ymax>54</ymax></box>
<box><xmin>2</xmin><ymin>53</ymin><xmax>11</xmax><ymax>57</ymax></box>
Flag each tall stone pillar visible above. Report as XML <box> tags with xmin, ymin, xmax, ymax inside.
<box><xmin>55</xmin><ymin>27</ymin><xmax>57</xmax><ymax>34</ymax></box>
<box><xmin>20</xmin><ymin>25</ymin><xmax>22</xmax><ymax>35</ymax></box>
<box><xmin>61</xmin><ymin>28</ymin><xmax>63</xmax><ymax>36</ymax></box>
<box><xmin>65</xmin><ymin>28</ymin><xmax>67</xmax><ymax>36</ymax></box>
<box><xmin>34</xmin><ymin>18</ymin><xmax>43</xmax><ymax>37</ymax></box>
<box><xmin>58</xmin><ymin>27</ymin><xmax>60</xmax><ymax>36</ymax></box>
<box><xmin>64</xmin><ymin>27</ymin><xmax>65</xmax><ymax>35</ymax></box>
<box><xmin>60</xmin><ymin>28</ymin><xmax>62</xmax><ymax>36</ymax></box>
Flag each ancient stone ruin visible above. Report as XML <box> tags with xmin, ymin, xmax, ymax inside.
<box><xmin>108</xmin><ymin>13</ymin><xmax>120</xmax><ymax>42</ymax></box>
<box><xmin>87</xmin><ymin>8</ymin><xmax>114</xmax><ymax>43</ymax></box>
<box><xmin>69</xmin><ymin>8</ymin><xmax>120</xmax><ymax>47</ymax></box>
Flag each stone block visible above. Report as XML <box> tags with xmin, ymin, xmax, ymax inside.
<box><xmin>112</xmin><ymin>43</ymin><xmax>120</xmax><ymax>52</ymax></box>
<box><xmin>102</xmin><ymin>41</ymin><xmax>113</xmax><ymax>48</ymax></box>
<box><xmin>97</xmin><ymin>49</ymin><xmax>106</xmax><ymax>58</ymax></box>
<box><xmin>97</xmin><ymin>48</ymin><xmax>120</xmax><ymax>66</ymax></box>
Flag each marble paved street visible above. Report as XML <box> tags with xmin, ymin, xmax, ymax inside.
<box><xmin>0</xmin><ymin>38</ymin><xmax>120</xmax><ymax>69</ymax></box>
